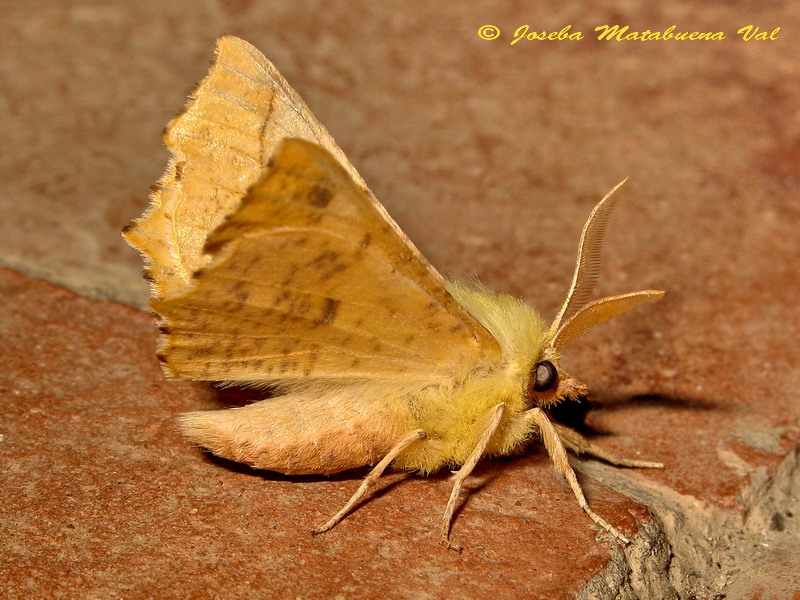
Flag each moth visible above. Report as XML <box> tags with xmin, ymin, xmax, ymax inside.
<box><xmin>124</xmin><ymin>36</ymin><xmax>665</xmax><ymax>551</ymax></box>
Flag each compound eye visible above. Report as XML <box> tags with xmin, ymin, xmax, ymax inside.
<box><xmin>532</xmin><ymin>361</ymin><xmax>558</xmax><ymax>392</ymax></box>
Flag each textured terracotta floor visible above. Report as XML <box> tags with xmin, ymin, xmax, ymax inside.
<box><xmin>1</xmin><ymin>2</ymin><xmax>799</xmax><ymax>598</ymax></box>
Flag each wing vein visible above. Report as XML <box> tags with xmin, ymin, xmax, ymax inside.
<box><xmin>169</xmin><ymin>130</ymin><xmax>262</xmax><ymax>165</ymax></box>
<box><xmin>230</xmin><ymin>43</ymin><xmax>325</xmax><ymax>134</ymax></box>
<box><xmin>202</xmin><ymin>86</ymin><xmax>262</xmax><ymax>115</ymax></box>
<box><xmin>184</xmin><ymin>110</ymin><xmax>257</xmax><ymax>139</ymax></box>
<box><xmin>192</xmin><ymin>346</ymin><xmax>428</xmax><ymax>371</ymax></box>
<box><xmin>212</xmin><ymin>273</ymin><xmax>423</xmax><ymax>325</ymax></box>
<box><xmin>230</xmin><ymin>225</ymin><xmax>464</xmax><ymax>335</ymax></box>
<box><xmin>166</xmin><ymin>301</ymin><xmax>433</xmax><ymax>362</ymax></box>
<box><xmin>217</xmin><ymin>59</ymin><xmax>266</xmax><ymax>87</ymax></box>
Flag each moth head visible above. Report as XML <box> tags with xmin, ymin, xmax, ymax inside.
<box><xmin>529</xmin><ymin>180</ymin><xmax>664</xmax><ymax>407</ymax></box>
<box><xmin>526</xmin><ymin>345</ymin><xmax>589</xmax><ymax>407</ymax></box>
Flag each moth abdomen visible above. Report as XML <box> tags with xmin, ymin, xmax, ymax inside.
<box><xmin>179</xmin><ymin>389</ymin><xmax>410</xmax><ymax>476</ymax></box>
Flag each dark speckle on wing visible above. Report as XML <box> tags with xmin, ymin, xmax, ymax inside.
<box><xmin>318</xmin><ymin>297</ymin><xmax>340</xmax><ymax>325</ymax></box>
<box><xmin>308</xmin><ymin>184</ymin><xmax>333</xmax><ymax>208</ymax></box>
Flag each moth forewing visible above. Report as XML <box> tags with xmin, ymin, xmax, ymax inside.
<box><xmin>151</xmin><ymin>139</ymin><xmax>500</xmax><ymax>385</ymax></box>
<box><xmin>123</xmin><ymin>35</ymin><xmax>368</xmax><ymax>301</ymax></box>
<box><xmin>126</xmin><ymin>36</ymin><xmax>666</xmax><ymax>552</ymax></box>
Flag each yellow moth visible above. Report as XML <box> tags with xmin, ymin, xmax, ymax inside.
<box><xmin>124</xmin><ymin>36</ymin><xmax>665</xmax><ymax>551</ymax></box>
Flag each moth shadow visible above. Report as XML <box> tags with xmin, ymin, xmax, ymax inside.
<box><xmin>201</xmin><ymin>452</ymin><xmax>376</xmax><ymax>483</ymax></box>
<box><xmin>436</xmin><ymin>454</ymin><xmax>542</xmax><ymax>524</ymax></box>
<box><xmin>553</xmin><ymin>392</ymin><xmax>727</xmax><ymax>437</ymax></box>
<box><xmin>201</xmin><ymin>448</ymin><xmax>516</xmax><ymax>527</ymax></box>
<box><xmin>210</xmin><ymin>384</ymin><xmax>275</xmax><ymax>408</ymax></box>
<box><xmin>602</xmin><ymin>392</ymin><xmax>724</xmax><ymax>412</ymax></box>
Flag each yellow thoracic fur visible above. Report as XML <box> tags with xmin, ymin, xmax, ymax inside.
<box><xmin>392</xmin><ymin>280</ymin><xmax>550</xmax><ymax>473</ymax></box>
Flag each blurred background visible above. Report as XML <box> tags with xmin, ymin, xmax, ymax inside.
<box><xmin>1</xmin><ymin>2</ymin><xmax>798</xmax><ymax>598</ymax></box>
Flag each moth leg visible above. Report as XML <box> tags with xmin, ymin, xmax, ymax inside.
<box><xmin>440</xmin><ymin>403</ymin><xmax>506</xmax><ymax>553</ymax></box>
<box><xmin>313</xmin><ymin>429</ymin><xmax>426</xmax><ymax>535</ymax></box>
<box><xmin>524</xmin><ymin>407</ymin><xmax>630</xmax><ymax>544</ymax></box>
<box><xmin>554</xmin><ymin>422</ymin><xmax>664</xmax><ymax>469</ymax></box>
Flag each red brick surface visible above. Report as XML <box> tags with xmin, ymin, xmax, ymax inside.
<box><xmin>2</xmin><ymin>268</ymin><xmax>645</xmax><ymax>598</ymax></box>
<box><xmin>1</xmin><ymin>2</ymin><xmax>798</xmax><ymax>598</ymax></box>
